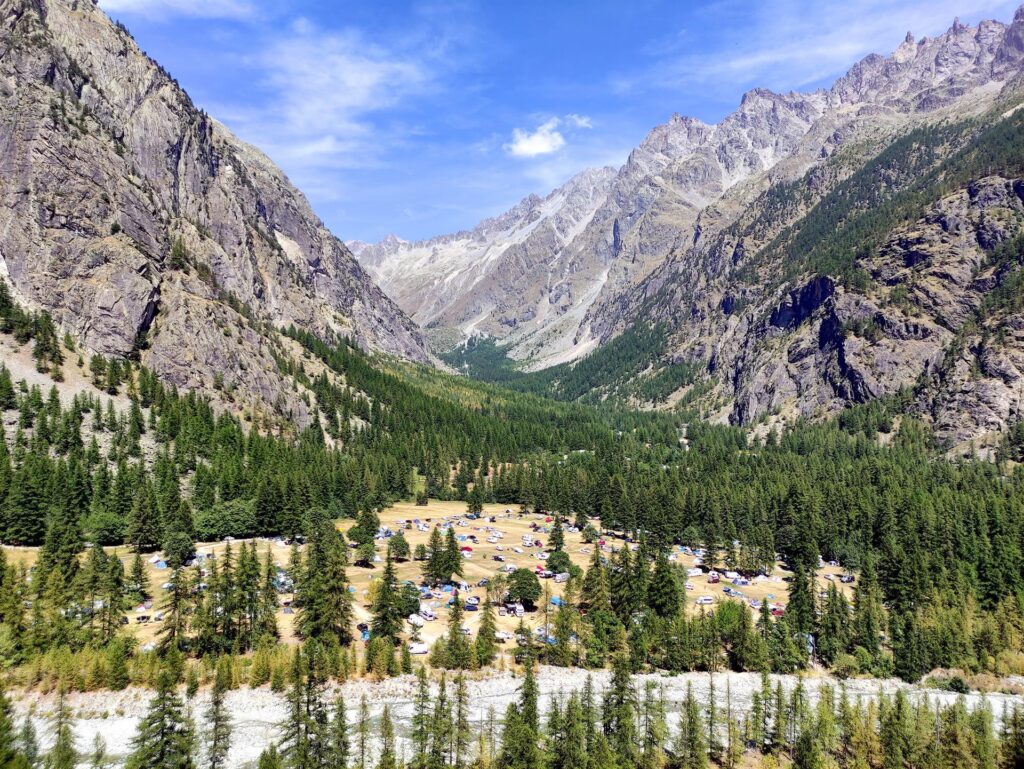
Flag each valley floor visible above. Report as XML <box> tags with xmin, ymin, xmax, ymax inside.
<box><xmin>2</xmin><ymin>500</ymin><xmax>852</xmax><ymax>650</ymax></box>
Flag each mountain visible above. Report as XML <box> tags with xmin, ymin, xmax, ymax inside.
<box><xmin>441</xmin><ymin>9</ymin><xmax>1024</xmax><ymax>449</ymax></box>
<box><xmin>351</xmin><ymin>166</ymin><xmax>617</xmax><ymax>357</ymax></box>
<box><xmin>369</xmin><ymin>9</ymin><xmax>1024</xmax><ymax>382</ymax></box>
<box><xmin>585</xmin><ymin>10</ymin><xmax>1024</xmax><ymax>450</ymax></box>
<box><xmin>0</xmin><ymin>0</ymin><xmax>429</xmax><ymax>427</ymax></box>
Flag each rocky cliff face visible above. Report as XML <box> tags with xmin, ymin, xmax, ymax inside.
<box><xmin>351</xmin><ymin>166</ymin><xmax>617</xmax><ymax>356</ymax></box>
<box><xmin>0</xmin><ymin>0</ymin><xmax>429</xmax><ymax>425</ymax></box>
<box><xmin>367</xmin><ymin>10</ymin><xmax>1024</xmax><ymax>374</ymax></box>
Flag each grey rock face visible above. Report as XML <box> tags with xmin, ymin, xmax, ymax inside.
<box><xmin>352</xmin><ymin>166</ymin><xmax>617</xmax><ymax>355</ymax></box>
<box><xmin>366</xmin><ymin>9</ymin><xmax>1024</xmax><ymax>372</ymax></box>
<box><xmin>0</xmin><ymin>0</ymin><xmax>428</xmax><ymax>423</ymax></box>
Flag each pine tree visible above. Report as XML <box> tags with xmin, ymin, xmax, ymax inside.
<box><xmin>0</xmin><ymin>684</ymin><xmax>25</xmax><ymax>768</ymax></box>
<box><xmin>127</xmin><ymin>481</ymin><xmax>160</xmax><ymax>552</ymax></box>
<box><xmin>476</xmin><ymin>596</ymin><xmax>498</xmax><ymax>667</ymax></box>
<box><xmin>430</xmin><ymin>673</ymin><xmax>452</xmax><ymax>769</ymax></box>
<box><xmin>410</xmin><ymin>667</ymin><xmax>431</xmax><ymax>769</ymax></box>
<box><xmin>370</xmin><ymin>552</ymin><xmax>403</xmax><ymax>644</ymax></box>
<box><xmin>296</xmin><ymin>511</ymin><xmax>353</xmax><ymax>645</ymax></box>
<box><xmin>205</xmin><ymin>658</ymin><xmax>232</xmax><ymax>769</ymax></box>
<box><xmin>639</xmin><ymin>681</ymin><xmax>667</xmax><ymax>769</ymax></box>
<box><xmin>453</xmin><ymin>674</ymin><xmax>471</xmax><ymax>769</ymax></box>
<box><xmin>377</xmin><ymin>706</ymin><xmax>397</xmax><ymax>769</ymax></box>
<box><xmin>602</xmin><ymin>655</ymin><xmax>638</xmax><ymax>767</ymax></box>
<box><xmin>444</xmin><ymin>595</ymin><xmax>473</xmax><ymax>670</ymax></box>
<box><xmin>330</xmin><ymin>696</ymin><xmax>350</xmax><ymax>769</ymax></box>
<box><xmin>549</xmin><ymin>516</ymin><xmax>565</xmax><ymax>552</ymax></box>
<box><xmin>443</xmin><ymin>527</ymin><xmax>464</xmax><ymax>583</ymax></box>
<box><xmin>125</xmin><ymin>667</ymin><xmax>196</xmax><ymax>769</ymax></box>
<box><xmin>675</xmin><ymin>683</ymin><xmax>707</xmax><ymax>769</ymax></box>
<box><xmin>356</xmin><ymin>695</ymin><xmax>370</xmax><ymax>769</ymax></box>
<box><xmin>44</xmin><ymin>688</ymin><xmax>76</xmax><ymax>769</ymax></box>
<box><xmin>425</xmin><ymin>527</ymin><xmax>446</xmax><ymax>586</ymax></box>
<box><xmin>648</xmin><ymin>551</ymin><xmax>680</xmax><ymax>619</ymax></box>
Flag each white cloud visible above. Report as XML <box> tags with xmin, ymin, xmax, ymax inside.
<box><xmin>505</xmin><ymin>118</ymin><xmax>566</xmax><ymax>158</ymax></box>
<box><xmin>99</xmin><ymin>0</ymin><xmax>254</xmax><ymax>19</ymax></box>
<box><xmin>566</xmin><ymin>114</ymin><xmax>593</xmax><ymax>129</ymax></box>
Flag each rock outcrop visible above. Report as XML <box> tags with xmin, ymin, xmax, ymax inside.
<box><xmin>0</xmin><ymin>0</ymin><xmax>429</xmax><ymax>425</ymax></box>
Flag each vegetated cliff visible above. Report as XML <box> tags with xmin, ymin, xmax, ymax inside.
<box><xmin>0</xmin><ymin>0</ymin><xmax>429</xmax><ymax>426</ymax></box>
<box><xmin>600</xmin><ymin>108</ymin><xmax>1024</xmax><ymax>450</ymax></box>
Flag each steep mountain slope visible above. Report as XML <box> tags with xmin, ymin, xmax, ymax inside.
<box><xmin>351</xmin><ymin>166</ymin><xmax>616</xmax><ymax>352</ymax></box>
<box><xmin>599</xmin><ymin>108</ymin><xmax>1024</xmax><ymax>450</ymax></box>
<box><xmin>373</xmin><ymin>9</ymin><xmax>1024</xmax><ymax>375</ymax></box>
<box><xmin>0</xmin><ymin>0</ymin><xmax>429</xmax><ymax>426</ymax></box>
<box><xmin>445</xmin><ymin>10</ymin><xmax>1024</xmax><ymax>449</ymax></box>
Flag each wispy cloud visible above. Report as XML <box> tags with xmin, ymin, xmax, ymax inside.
<box><xmin>614</xmin><ymin>0</ymin><xmax>1020</xmax><ymax>96</ymax></box>
<box><xmin>212</xmin><ymin>16</ymin><xmax>464</xmax><ymax>201</ymax></box>
<box><xmin>99</xmin><ymin>0</ymin><xmax>255</xmax><ymax>20</ymax></box>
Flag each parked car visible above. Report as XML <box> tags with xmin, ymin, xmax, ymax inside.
<box><xmin>409</xmin><ymin>643</ymin><xmax>429</xmax><ymax>655</ymax></box>
<box><xmin>695</xmin><ymin>596</ymin><xmax>714</xmax><ymax>606</ymax></box>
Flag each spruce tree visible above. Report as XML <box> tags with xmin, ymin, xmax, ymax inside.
<box><xmin>370</xmin><ymin>552</ymin><xmax>403</xmax><ymax>644</ymax></box>
<box><xmin>125</xmin><ymin>667</ymin><xmax>196</xmax><ymax>769</ymax></box>
<box><xmin>330</xmin><ymin>696</ymin><xmax>350</xmax><ymax>769</ymax></box>
<box><xmin>44</xmin><ymin>688</ymin><xmax>76</xmax><ymax>769</ymax></box>
<box><xmin>205</xmin><ymin>658</ymin><xmax>232</xmax><ymax>769</ymax></box>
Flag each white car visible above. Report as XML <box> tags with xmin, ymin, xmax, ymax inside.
<box><xmin>695</xmin><ymin>596</ymin><xmax>714</xmax><ymax>606</ymax></box>
<box><xmin>409</xmin><ymin>643</ymin><xmax>429</xmax><ymax>655</ymax></box>
<box><xmin>513</xmin><ymin>547</ymin><xmax>523</xmax><ymax>554</ymax></box>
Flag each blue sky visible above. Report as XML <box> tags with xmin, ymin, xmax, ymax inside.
<box><xmin>98</xmin><ymin>0</ymin><xmax>1021</xmax><ymax>243</ymax></box>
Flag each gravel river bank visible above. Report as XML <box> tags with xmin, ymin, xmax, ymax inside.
<box><xmin>13</xmin><ymin>668</ymin><xmax>1024</xmax><ymax>767</ymax></box>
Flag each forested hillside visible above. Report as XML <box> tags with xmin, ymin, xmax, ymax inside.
<box><xmin>2</xmin><ymin>265</ymin><xmax>1023</xmax><ymax>702</ymax></box>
